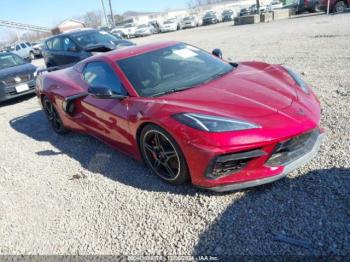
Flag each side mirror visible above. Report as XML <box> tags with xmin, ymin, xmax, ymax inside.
<box><xmin>212</xmin><ymin>48</ymin><xmax>223</xmax><ymax>59</ymax></box>
<box><xmin>88</xmin><ymin>86</ymin><xmax>126</xmax><ymax>99</ymax></box>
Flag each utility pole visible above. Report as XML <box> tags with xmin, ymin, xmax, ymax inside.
<box><xmin>327</xmin><ymin>0</ymin><xmax>330</xmax><ymax>14</ymax></box>
<box><xmin>108</xmin><ymin>0</ymin><xmax>115</xmax><ymax>27</ymax></box>
<box><xmin>100</xmin><ymin>0</ymin><xmax>109</xmax><ymax>27</ymax></box>
<box><xmin>256</xmin><ymin>0</ymin><xmax>260</xmax><ymax>15</ymax></box>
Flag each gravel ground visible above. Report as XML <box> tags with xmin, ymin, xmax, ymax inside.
<box><xmin>0</xmin><ymin>13</ymin><xmax>349</xmax><ymax>257</ymax></box>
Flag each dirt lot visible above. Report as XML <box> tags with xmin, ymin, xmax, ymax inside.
<box><xmin>0</xmin><ymin>14</ymin><xmax>349</xmax><ymax>256</ymax></box>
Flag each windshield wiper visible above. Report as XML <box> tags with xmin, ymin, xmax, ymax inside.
<box><xmin>152</xmin><ymin>88</ymin><xmax>189</xmax><ymax>97</ymax></box>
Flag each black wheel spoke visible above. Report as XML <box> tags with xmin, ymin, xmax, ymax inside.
<box><xmin>162</xmin><ymin>162</ymin><xmax>175</xmax><ymax>177</ymax></box>
<box><xmin>154</xmin><ymin>133</ymin><xmax>161</xmax><ymax>148</ymax></box>
<box><xmin>145</xmin><ymin>143</ymin><xmax>156</xmax><ymax>153</ymax></box>
<box><xmin>164</xmin><ymin>150</ymin><xmax>177</xmax><ymax>159</ymax></box>
<box><xmin>154</xmin><ymin>159</ymin><xmax>161</xmax><ymax>170</ymax></box>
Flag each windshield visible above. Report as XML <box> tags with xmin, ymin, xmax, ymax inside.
<box><xmin>223</xmin><ymin>10</ymin><xmax>233</xmax><ymax>14</ymax></box>
<box><xmin>164</xmin><ymin>21</ymin><xmax>174</xmax><ymax>24</ymax></box>
<box><xmin>204</xmin><ymin>12</ymin><xmax>215</xmax><ymax>17</ymax></box>
<box><xmin>124</xmin><ymin>24</ymin><xmax>134</xmax><ymax>28</ymax></box>
<box><xmin>117</xmin><ymin>43</ymin><xmax>234</xmax><ymax>97</ymax></box>
<box><xmin>71</xmin><ymin>31</ymin><xmax>119</xmax><ymax>48</ymax></box>
<box><xmin>183</xmin><ymin>17</ymin><xmax>193</xmax><ymax>21</ymax></box>
<box><xmin>0</xmin><ymin>53</ymin><xmax>26</xmax><ymax>70</ymax></box>
<box><xmin>137</xmin><ymin>24</ymin><xmax>148</xmax><ymax>29</ymax></box>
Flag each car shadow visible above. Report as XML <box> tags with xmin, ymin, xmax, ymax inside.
<box><xmin>193</xmin><ymin>167</ymin><xmax>350</xmax><ymax>256</ymax></box>
<box><xmin>0</xmin><ymin>93</ymin><xmax>36</xmax><ymax>107</ymax></box>
<box><xmin>9</xmin><ymin>110</ymin><xmax>204</xmax><ymax>195</ymax></box>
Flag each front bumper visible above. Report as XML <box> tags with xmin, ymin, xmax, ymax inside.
<box><xmin>0</xmin><ymin>79</ymin><xmax>36</xmax><ymax>103</ymax></box>
<box><xmin>33</xmin><ymin>49</ymin><xmax>42</xmax><ymax>56</ymax></box>
<box><xmin>207</xmin><ymin>131</ymin><xmax>324</xmax><ymax>192</ymax></box>
<box><xmin>203</xmin><ymin>20</ymin><xmax>216</xmax><ymax>25</ymax></box>
<box><xmin>161</xmin><ymin>28</ymin><xmax>176</xmax><ymax>32</ymax></box>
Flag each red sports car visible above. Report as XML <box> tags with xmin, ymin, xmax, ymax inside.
<box><xmin>36</xmin><ymin>41</ymin><xmax>324</xmax><ymax>192</ymax></box>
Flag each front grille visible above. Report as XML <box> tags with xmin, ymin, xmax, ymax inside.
<box><xmin>1</xmin><ymin>74</ymin><xmax>33</xmax><ymax>86</ymax></box>
<box><xmin>266</xmin><ymin>129</ymin><xmax>320</xmax><ymax>167</ymax></box>
<box><xmin>206</xmin><ymin>149</ymin><xmax>266</xmax><ymax>180</ymax></box>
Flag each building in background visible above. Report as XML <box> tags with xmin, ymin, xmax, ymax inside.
<box><xmin>51</xmin><ymin>19</ymin><xmax>85</xmax><ymax>35</ymax></box>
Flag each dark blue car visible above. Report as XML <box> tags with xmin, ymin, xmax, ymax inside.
<box><xmin>0</xmin><ymin>52</ymin><xmax>37</xmax><ymax>103</ymax></box>
<box><xmin>42</xmin><ymin>29</ymin><xmax>135</xmax><ymax>68</ymax></box>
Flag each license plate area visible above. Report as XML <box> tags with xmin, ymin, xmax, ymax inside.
<box><xmin>15</xmin><ymin>83</ymin><xmax>29</xmax><ymax>93</ymax></box>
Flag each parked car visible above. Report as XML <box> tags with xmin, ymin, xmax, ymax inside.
<box><xmin>267</xmin><ymin>0</ymin><xmax>284</xmax><ymax>11</ymax></box>
<box><xmin>121</xmin><ymin>23</ymin><xmax>137</xmax><ymax>38</ymax></box>
<box><xmin>181</xmin><ymin>16</ymin><xmax>199</xmax><ymax>29</ymax></box>
<box><xmin>250</xmin><ymin>4</ymin><xmax>268</xmax><ymax>13</ymax></box>
<box><xmin>160</xmin><ymin>20</ymin><xmax>179</xmax><ymax>32</ymax></box>
<box><xmin>283</xmin><ymin>0</ymin><xmax>320</xmax><ymax>13</ymax></box>
<box><xmin>42</xmin><ymin>29</ymin><xmax>135</xmax><ymax>68</ymax></box>
<box><xmin>240</xmin><ymin>7</ymin><xmax>251</xmax><ymax>16</ymax></box>
<box><xmin>317</xmin><ymin>0</ymin><xmax>349</xmax><ymax>12</ymax></box>
<box><xmin>110</xmin><ymin>28</ymin><xmax>126</xmax><ymax>38</ymax></box>
<box><xmin>0</xmin><ymin>52</ymin><xmax>37</xmax><ymax>103</ymax></box>
<box><xmin>36</xmin><ymin>41</ymin><xmax>323</xmax><ymax>192</ymax></box>
<box><xmin>134</xmin><ymin>24</ymin><xmax>156</xmax><ymax>37</ymax></box>
<box><xmin>149</xmin><ymin>21</ymin><xmax>161</xmax><ymax>33</ymax></box>
<box><xmin>11</xmin><ymin>42</ymin><xmax>35</xmax><ymax>61</ymax></box>
<box><xmin>222</xmin><ymin>9</ymin><xmax>237</xmax><ymax>21</ymax></box>
<box><xmin>31</xmin><ymin>40</ymin><xmax>45</xmax><ymax>58</ymax></box>
<box><xmin>202</xmin><ymin>11</ymin><xmax>220</xmax><ymax>25</ymax></box>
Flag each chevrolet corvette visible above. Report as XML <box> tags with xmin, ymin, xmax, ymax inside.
<box><xmin>36</xmin><ymin>41</ymin><xmax>324</xmax><ymax>192</ymax></box>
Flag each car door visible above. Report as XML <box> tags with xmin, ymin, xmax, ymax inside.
<box><xmin>20</xmin><ymin>43</ymin><xmax>28</xmax><ymax>58</ymax></box>
<box><xmin>15</xmin><ymin>44</ymin><xmax>22</xmax><ymax>58</ymax></box>
<box><xmin>61</xmin><ymin>37</ymin><xmax>82</xmax><ymax>66</ymax></box>
<box><xmin>79</xmin><ymin>61</ymin><xmax>133</xmax><ymax>153</ymax></box>
<box><xmin>50</xmin><ymin>37</ymin><xmax>65</xmax><ymax>66</ymax></box>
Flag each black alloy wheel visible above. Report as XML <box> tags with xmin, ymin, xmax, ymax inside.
<box><xmin>43</xmin><ymin>96</ymin><xmax>68</xmax><ymax>134</ymax></box>
<box><xmin>140</xmin><ymin>125</ymin><xmax>189</xmax><ymax>185</ymax></box>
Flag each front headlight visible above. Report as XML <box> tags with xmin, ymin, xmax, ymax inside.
<box><xmin>173</xmin><ymin>113</ymin><xmax>260</xmax><ymax>132</ymax></box>
<box><xmin>283</xmin><ymin>66</ymin><xmax>309</xmax><ymax>94</ymax></box>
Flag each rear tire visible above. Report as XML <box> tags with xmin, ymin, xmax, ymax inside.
<box><xmin>42</xmin><ymin>96</ymin><xmax>68</xmax><ymax>135</ymax></box>
<box><xmin>140</xmin><ymin>124</ymin><xmax>189</xmax><ymax>185</ymax></box>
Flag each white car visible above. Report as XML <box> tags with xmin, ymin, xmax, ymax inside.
<box><xmin>112</xmin><ymin>23</ymin><xmax>137</xmax><ymax>38</ymax></box>
<box><xmin>267</xmin><ymin>1</ymin><xmax>284</xmax><ymax>11</ymax></box>
<box><xmin>181</xmin><ymin>16</ymin><xmax>199</xmax><ymax>29</ymax></box>
<box><xmin>134</xmin><ymin>24</ymin><xmax>156</xmax><ymax>37</ymax></box>
<box><xmin>11</xmin><ymin>42</ymin><xmax>35</xmax><ymax>60</ymax></box>
<box><xmin>160</xmin><ymin>20</ymin><xmax>179</xmax><ymax>33</ymax></box>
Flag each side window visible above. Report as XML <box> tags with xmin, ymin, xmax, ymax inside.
<box><xmin>46</xmin><ymin>40</ymin><xmax>53</xmax><ymax>50</ymax></box>
<box><xmin>15</xmin><ymin>45</ymin><xmax>20</xmax><ymax>51</ymax></box>
<box><xmin>20</xmin><ymin>43</ymin><xmax>26</xmax><ymax>49</ymax></box>
<box><xmin>62</xmin><ymin>37</ymin><xmax>77</xmax><ymax>52</ymax></box>
<box><xmin>52</xmin><ymin>37</ymin><xmax>62</xmax><ymax>50</ymax></box>
<box><xmin>25</xmin><ymin>42</ymin><xmax>31</xmax><ymax>47</ymax></box>
<box><xmin>83</xmin><ymin>62</ymin><xmax>126</xmax><ymax>95</ymax></box>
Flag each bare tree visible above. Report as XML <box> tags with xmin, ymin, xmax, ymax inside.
<box><xmin>83</xmin><ymin>10</ymin><xmax>103</xmax><ymax>28</ymax></box>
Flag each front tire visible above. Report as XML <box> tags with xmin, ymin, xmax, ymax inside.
<box><xmin>43</xmin><ymin>96</ymin><xmax>68</xmax><ymax>134</ymax></box>
<box><xmin>29</xmin><ymin>51</ymin><xmax>35</xmax><ymax>61</ymax></box>
<box><xmin>140</xmin><ymin>124</ymin><xmax>189</xmax><ymax>185</ymax></box>
<box><xmin>334</xmin><ymin>1</ymin><xmax>346</xmax><ymax>12</ymax></box>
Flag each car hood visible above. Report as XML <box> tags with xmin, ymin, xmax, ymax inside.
<box><xmin>155</xmin><ymin>62</ymin><xmax>298</xmax><ymax>119</ymax></box>
<box><xmin>203</xmin><ymin>15</ymin><xmax>216</xmax><ymax>19</ymax></box>
<box><xmin>0</xmin><ymin>63</ymin><xmax>36</xmax><ymax>80</ymax></box>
